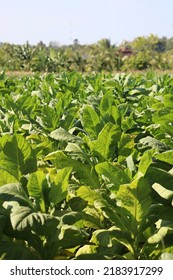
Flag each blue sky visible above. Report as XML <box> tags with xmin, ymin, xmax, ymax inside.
<box><xmin>1</xmin><ymin>0</ymin><xmax>173</xmax><ymax>46</ymax></box>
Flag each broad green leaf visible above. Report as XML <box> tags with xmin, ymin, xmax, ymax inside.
<box><xmin>0</xmin><ymin>242</ymin><xmax>39</xmax><ymax>260</ymax></box>
<box><xmin>121</xmin><ymin>113</ymin><xmax>136</xmax><ymax>132</ymax></box>
<box><xmin>160</xmin><ymin>253</ymin><xmax>173</xmax><ymax>260</ymax></box>
<box><xmin>40</xmin><ymin>104</ymin><xmax>60</xmax><ymax>131</ymax></box>
<box><xmin>61</xmin><ymin>212</ymin><xmax>82</xmax><ymax>225</ymax></box>
<box><xmin>99</xmin><ymin>91</ymin><xmax>113</xmax><ymax>118</ymax></box>
<box><xmin>75</xmin><ymin>244</ymin><xmax>97</xmax><ymax>258</ymax></box>
<box><xmin>95</xmin><ymin>162</ymin><xmax>130</xmax><ymax>191</ymax></box>
<box><xmin>90</xmin><ymin>229</ymin><xmax>115</xmax><ymax>247</ymax></box>
<box><xmin>0</xmin><ymin>134</ymin><xmax>37</xmax><ymax>180</ymax></box>
<box><xmin>153</xmin><ymin>108</ymin><xmax>173</xmax><ymax>137</ymax></box>
<box><xmin>118</xmin><ymin>103</ymin><xmax>129</xmax><ymax>118</ymax></box>
<box><xmin>58</xmin><ymin>225</ymin><xmax>85</xmax><ymax>248</ymax></box>
<box><xmin>81</xmin><ymin>212</ymin><xmax>101</xmax><ymax>228</ymax></box>
<box><xmin>49</xmin><ymin>167</ymin><xmax>72</xmax><ymax>205</ymax></box>
<box><xmin>110</xmin><ymin>227</ymin><xmax>134</xmax><ymax>253</ymax></box>
<box><xmin>68</xmin><ymin>197</ymin><xmax>87</xmax><ymax>211</ymax></box>
<box><xmin>18</xmin><ymin>94</ymin><xmax>38</xmax><ymax>119</ymax></box>
<box><xmin>104</xmin><ymin>227</ymin><xmax>134</xmax><ymax>252</ymax></box>
<box><xmin>90</xmin><ymin>227</ymin><xmax>133</xmax><ymax>253</ymax></box>
<box><xmin>65</xmin><ymin>143</ymin><xmax>89</xmax><ymax>162</ymax></box>
<box><xmin>152</xmin><ymin>183</ymin><xmax>173</xmax><ymax>201</ymax></box>
<box><xmin>136</xmin><ymin>149</ymin><xmax>154</xmax><ymax>178</ymax></box>
<box><xmin>118</xmin><ymin>133</ymin><xmax>134</xmax><ymax>162</ymax></box>
<box><xmin>159</xmin><ymin>122</ymin><xmax>173</xmax><ymax>137</ymax></box>
<box><xmin>148</xmin><ymin>227</ymin><xmax>169</xmax><ymax>244</ymax></box>
<box><xmin>155</xmin><ymin>150</ymin><xmax>173</xmax><ymax>165</ymax></box>
<box><xmin>116</xmin><ymin>177</ymin><xmax>152</xmax><ymax>225</ymax></box>
<box><xmin>10</xmin><ymin>205</ymin><xmax>59</xmax><ymax>234</ymax></box>
<box><xmin>15</xmin><ymin>134</ymin><xmax>37</xmax><ymax>174</ymax></box>
<box><xmin>50</xmin><ymin>127</ymin><xmax>80</xmax><ymax>143</ymax></box>
<box><xmin>164</xmin><ymin>94</ymin><xmax>173</xmax><ymax>108</ymax></box>
<box><xmin>149</xmin><ymin>204</ymin><xmax>173</xmax><ymax>221</ymax></box>
<box><xmin>76</xmin><ymin>186</ymin><xmax>102</xmax><ymax>205</ymax></box>
<box><xmin>151</xmin><ymin>102</ymin><xmax>163</xmax><ymax>110</ymax></box>
<box><xmin>0</xmin><ymin>183</ymin><xmax>33</xmax><ymax>208</ymax></box>
<box><xmin>137</xmin><ymin>136</ymin><xmax>168</xmax><ymax>152</ymax></box>
<box><xmin>111</xmin><ymin>105</ymin><xmax>121</xmax><ymax>123</ymax></box>
<box><xmin>0</xmin><ymin>136</ymin><xmax>22</xmax><ymax>180</ymax></box>
<box><xmin>89</xmin><ymin>123</ymin><xmax>121</xmax><ymax>161</ymax></box>
<box><xmin>45</xmin><ymin>151</ymin><xmax>99</xmax><ymax>189</ymax></box>
<box><xmin>146</xmin><ymin>167</ymin><xmax>173</xmax><ymax>191</ymax></box>
<box><xmin>126</xmin><ymin>155</ymin><xmax>137</xmax><ymax>178</ymax></box>
<box><xmin>27</xmin><ymin>171</ymin><xmax>47</xmax><ymax>212</ymax></box>
<box><xmin>60</xmin><ymin>89</ymin><xmax>73</xmax><ymax>108</ymax></box>
<box><xmin>0</xmin><ymin>170</ymin><xmax>19</xmax><ymax>187</ymax></box>
<box><xmin>27</xmin><ymin>133</ymin><xmax>53</xmax><ymax>157</ymax></box>
<box><xmin>81</xmin><ymin>105</ymin><xmax>101</xmax><ymax>138</ymax></box>
<box><xmin>94</xmin><ymin>200</ymin><xmax>132</xmax><ymax>232</ymax></box>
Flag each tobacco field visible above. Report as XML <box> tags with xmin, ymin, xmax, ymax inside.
<box><xmin>0</xmin><ymin>70</ymin><xmax>173</xmax><ymax>260</ymax></box>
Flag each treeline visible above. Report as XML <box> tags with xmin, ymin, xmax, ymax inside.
<box><xmin>0</xmin><ymin>34</ymin><xmax>173</xmax><ymax>72</ymax></box>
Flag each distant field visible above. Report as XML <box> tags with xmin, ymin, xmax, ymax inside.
<box><xmin>5</xmin><ymin>69</ymin><xmax>173</xmax><ymax>77</ymax></box>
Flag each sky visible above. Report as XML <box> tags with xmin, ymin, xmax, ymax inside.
<box><xmin>0</xmin><ymin>0</ymin><xmax>173</xmax><ymax>46</ymax></box>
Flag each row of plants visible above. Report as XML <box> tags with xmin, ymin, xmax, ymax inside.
<box><xmin>1</xmin><ymin>35</ymin><xmax>173</xmax><ymax>72</ymax></box>
<box><xmin>0</xmin><ymin>71</ymin><xmax>173</xmax><ymax>259</ymax></box>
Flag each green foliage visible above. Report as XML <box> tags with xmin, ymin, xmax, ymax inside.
<box><xmin>0</xmin><ymin>35</ymin><xmax>173</xmax><ymax>72</ymax></box>
<box><xmin>0</xmin><ymin>71</ymin><xmax>173</xmax><ymax>260</ymax></box>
